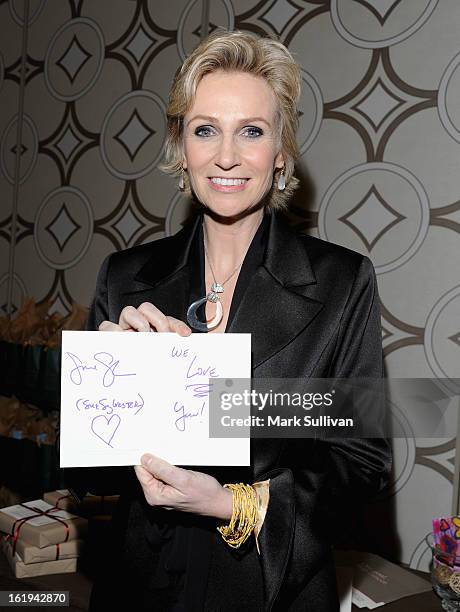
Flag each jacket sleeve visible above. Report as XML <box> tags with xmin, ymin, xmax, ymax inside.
<box><xmin>63</xmin><ymin>254</ymin><xmax>130</xmax><ymax>498</ymax></box>
<box><xmin>257</xmin><ymin>256</ymin><xmax>392</xmax><ymax>610</ymax></box>
<box><xmin>317</xmin><ymin>255</ymin><xmax>391</xmax><ymax>502</ymax></box>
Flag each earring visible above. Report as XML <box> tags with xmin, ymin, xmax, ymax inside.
<box><xmin>178</xmin><ymin>169</ymin><xmax>185</xmax><ymax>191</ymax></box>
<box><xmin>277</xmin><ymin>167</ymin><xmax>286</xmax><ymax>191</ymax></box>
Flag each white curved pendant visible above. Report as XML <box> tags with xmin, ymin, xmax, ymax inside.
<box><xmin>187</xmin><ymin>297</ymin><xmax>223</xmax><ymax>331</ymax></box>
<box><xmin>206</xmin><ymin>299</ymin><xmax>223</xmax><ymax>329</ymax></box>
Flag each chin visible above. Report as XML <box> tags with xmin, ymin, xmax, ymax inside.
<box><xmin>191</xmin><ymin>183</ymin><xmax>267</xmax><ymax>219</ymax></box>
<box><xmin>203</xmin><ymin>202</ymin><xmax>265</xmax><ymax>223</ymax></box>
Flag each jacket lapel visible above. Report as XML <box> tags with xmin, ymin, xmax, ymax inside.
<box><xmin>119</xmin><ymin>215</ymin><xmax>202</xmax><ymax>321</ymax></box>
<box><xmin>227</xmin><ymin>213</ymin><xmax>324</xmax><ymax>369</ymax></box>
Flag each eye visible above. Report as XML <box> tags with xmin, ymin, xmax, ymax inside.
<box><xmin>242</xmin><ymin>126</ymin><xmax>263</xmax><ymax>138</ymax></box>
<box><xmin>194</xmin><ymin>125</ymin><xmax>214</xmax><ymax>137</ymax></box>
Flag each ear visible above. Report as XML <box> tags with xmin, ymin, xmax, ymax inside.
<box><xmin>274</xmin><ymin>150</ymin><xmax>285</xmax><ymax>170</ymax></box>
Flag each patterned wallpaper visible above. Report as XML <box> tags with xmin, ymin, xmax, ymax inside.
<box><xmin>1</xmin><ymin>0</ymin><xmax>459</xmax><ymax>571</ymax></box>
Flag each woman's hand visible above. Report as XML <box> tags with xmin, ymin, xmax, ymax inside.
<box><xmin>134</xmin><ymin>454</ymin><xmax>233</xmax><ymax>521</ymax></box>
<box><xmin>99</xmin><ymin>302</ymin><xmax>191</xmax><ymax>335</ymax></box>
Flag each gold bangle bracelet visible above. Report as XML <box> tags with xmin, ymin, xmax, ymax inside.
<box><xmin>217</xmin><ymin>483</ymin><xmax>259</xmax><ymax>549</ymax></box>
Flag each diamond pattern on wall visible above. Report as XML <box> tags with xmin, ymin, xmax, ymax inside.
<box><xmin>44</xmin><ymin>203</ymin><xmax>82</xmax><ymax>252</ymax></box>
<box><xmin>352</xmin><ymin>78</ymin><xmax>405</xmax><ymax>132</ymax></box>
<box><xmin>339</xmin><ymin>185</ymin><xmax>406</xmax><ymax>251</ymax></box>
<box><xmin>5</xmin><ymin>54</ymin><xmax>42</xmax><ymax>85</ymax></box>
<box><xmin>10</xmin><ymin>143</ymin><xmax>28</xmax><ymax>156</ymax></box>
<box><xmin>55</xmin><ymin>34</ymin><xmax>92</xmax><ymax>84</ymax></box>
<box><xmin>123</xmin><ymin>23</ymin><xmax>157</xmax><ymax>65</ymax></box>
<box><xmin>111</xmin><ymin>203</ymin><xmax>144</xmax><ymax>247</ymax></box>
<box><xmin>259</xmin><ymin>0</ymin><xmax>303</xmax><ymax>36</ymax></box>
<box><xmin>113</xmin><ymin>109</ymin><xmax>156</xmax><ymax>162</ymax></box>
<box><xmin>1</xmin><ymin>302</ymin><xmax>17</xmax><ymax>316</ymax></box>
<box><xmin>54</xmin><ymin>124</ymin><xmax>82</xmax><ymax>162</ymax></box>
<box><xmin>40</xmin><ymin>104</ymin><xmax>98</xmax><ymax>182</ymax></box>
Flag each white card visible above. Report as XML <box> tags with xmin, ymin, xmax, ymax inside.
<box><xmin>60</xmin><ymin>331</ymin><xmax>251</xmax><ymax>467</ymax></box>
<box><xmin>352</xmin><ymin>589</ymin><xmax>384</xmax><ymax>609</ymax></box>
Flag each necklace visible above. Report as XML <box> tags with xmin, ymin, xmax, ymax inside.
<box><xmin>186</xmin><ymin>225</ymin><xmax>246</xmax><ymax>332</ymax></box>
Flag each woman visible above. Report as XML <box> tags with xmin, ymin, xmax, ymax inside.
<box><xmin>72</xmin><ymin>30</ymin><xmax>391</xmax><ymax>611</ymax></box>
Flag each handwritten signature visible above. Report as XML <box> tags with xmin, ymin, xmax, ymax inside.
<box><xmin>76</xmin><ymin>393</ymin><xmax>145</xmax><ymax>416</ymax></box>
<box><xmin>66</xmin><ymin>352</ymin><xmax>136</xmax><ymax>387</ymax></box>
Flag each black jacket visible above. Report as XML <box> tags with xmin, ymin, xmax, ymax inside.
<box><xmin>69</xmin><ymin>213</ymin><xmax>391</xmax><ymax>611</ymax></box>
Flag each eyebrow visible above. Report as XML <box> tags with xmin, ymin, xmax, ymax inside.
<box><xmin>186</xmin><ymin>114</ymin><xmax>272</xmax><ymax>127</ymax></box>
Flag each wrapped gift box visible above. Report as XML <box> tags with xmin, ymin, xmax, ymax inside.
<box><xmin>0</xmin><ymin>499</ymin><xmax>87</xmax><ymax>548</ymax></box>
<box><xmin>43</xmin><ymin>489</ymin><xmax>119</xmax><ymax>516</ymax></box>
<box><xmin>43</xmin><ymin>490</ymin><xmax>76</xmax><ymax>512</ymax></box>
<box><xmin>1</xmin><ymin>534</ymin><xmax>84</xmax><ymax>564</ymax></box>
<box><xmin>1</xmin><ymin>537</ymin><xmax>77</xmax><ymax>578</ymax></box>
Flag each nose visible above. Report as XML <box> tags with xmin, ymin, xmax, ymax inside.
<box><xmin>214</xmin><ymin>133</ymin><xmax>240</xmax><ymax>170</ymax></box>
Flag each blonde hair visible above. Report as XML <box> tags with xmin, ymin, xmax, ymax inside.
<box><xmin>160</xmin><ymin>29</ymin><xmax>301</xmax><ymax>211</ymax></box>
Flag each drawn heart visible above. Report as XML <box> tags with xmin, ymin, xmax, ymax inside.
<box><xmin>91</xmin><ymin>414</ymin><xmax>121</xmax><ymax>447</ymax></box>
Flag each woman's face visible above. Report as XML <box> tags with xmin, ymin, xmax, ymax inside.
<box><xmin>182</xmin><ymin>70</ymin><xmax>284</xmax><ymax>218</ymax></box>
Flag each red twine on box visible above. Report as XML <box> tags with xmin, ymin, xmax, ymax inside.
<box><xmin>3</xmin><ymin>532</ymin><xmax>62</xmax><ymax>560</ymax></box>
<box><xmin>9</xmin><ymin>503</ymin><xmax>70</xmax><ymax>556</ymax></box>
<box><xmin>53</xmin><ymin>494</ymin><xmax>73</xmax><ymax>510</ymax></box>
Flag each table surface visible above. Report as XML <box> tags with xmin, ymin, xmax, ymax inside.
<box><xmin>374</xmin><ymin>588</ymin><xmax>441</xmax><ymax>612</ymax></box>
<box><xmin>0</xmin><ymin>548</ymin><xmax>441</xmax><ymax>611</ymax></box>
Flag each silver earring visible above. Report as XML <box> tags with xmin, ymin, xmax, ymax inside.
<box><xmin>277</xmin><ymin>167</ymin><xmax>286</xmax><ymax>191</ymax></box>
<box><xmin>178</xmin><ymin>170</ymin><xmax>185</xmax><ymax>191</ymax></box>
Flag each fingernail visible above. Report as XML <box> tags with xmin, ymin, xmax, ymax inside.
<box><xmin>141</xmin><ymin>454</ymin><xmax>153</xmax><ymax>467</ymax></box>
